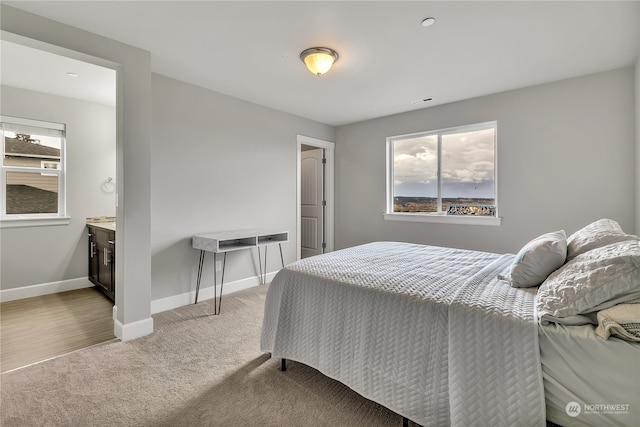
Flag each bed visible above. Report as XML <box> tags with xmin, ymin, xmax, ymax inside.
<box><xmin>260</xmin><ymin>219</ymin><xmax>640</xmax><ymax>427</ymax></box>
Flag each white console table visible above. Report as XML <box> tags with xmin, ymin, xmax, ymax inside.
<box><xmin>192</xmin><ymin>229</ymin><xmax>289</xmax><ymax>314</ymax></box>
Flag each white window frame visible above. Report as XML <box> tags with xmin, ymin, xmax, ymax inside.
<box><xmin>40</xmin><ymin>160</ymin><xmax>61</xmax><ymax>176</ymax></box>
<box><xmin>385</xmin><ymin>121</ymin><xmax>501</xmax><ymax>226</ymax></box>
<box><xmin>1</xmin><ymin>116</ymin><xmax>69</xmax><ymax>228</ymax></box>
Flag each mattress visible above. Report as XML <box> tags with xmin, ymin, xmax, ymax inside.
<box><xmin>540</xmin><ymin>322</ymin><xmax>640</xmax><ymax>427</ymax></box>
<box><xmin>261</xmin><ymin>241</ymin><xmax>545</xmax><ymax>427</ymax></box>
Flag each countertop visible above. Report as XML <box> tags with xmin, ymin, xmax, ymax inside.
<box><xmin>87</xmin><ymin>222</ymin><xmax>115</xmax><ymax>232</ymax></box>
<box><xmin>86</xmin><ymin>216</ymin><xmax>116</xmax><ymax>232</ymax></box>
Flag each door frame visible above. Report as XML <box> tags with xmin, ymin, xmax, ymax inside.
<box><xmin>296</xmin><ymin>134</ymin><xmax>335</xmax><ymax>260</ymax></box>
<box><xmin>2</xmin><ymin>30</ymin><xmax>125</xmax><ymax>330</ymax></box>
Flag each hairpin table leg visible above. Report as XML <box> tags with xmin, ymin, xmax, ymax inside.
<box><xmin>263</xmin><ymin>245</ymin><xmax>268</xmax><ymax>285</ymax></box>
<box><xmin>194</xmin><ymin>250</ymin><xmax>205</xmax><ymax>304</ymax></box>
<box><xmin>215</xmin><ymin>252</ymin><xmax>226</xmax><ymax>315</ymax></box>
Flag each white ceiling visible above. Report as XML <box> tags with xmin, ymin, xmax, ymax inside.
<box><xmin>3</xmin><ymin>1</ymin><xmax>639</xmax><ymax>126</ymax></box>
<box><xmin>1</xmin><ymin>40</ymin><xmax>116</xmax><ymax>106</ymax></box>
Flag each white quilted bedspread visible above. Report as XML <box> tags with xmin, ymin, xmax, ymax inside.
<box><xmin>261</xmin><ymin>242</ymin><xmax>545</xmax><ymax>427</ymax></box>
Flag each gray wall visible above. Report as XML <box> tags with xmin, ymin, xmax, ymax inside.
<box><xmin>636</xmin><ymin>55</ymin><xmax>640</xmax><ymax>234</ymax></box>
<box><xmin>1</xmin><ymin>5</ymin><xmax>152</xmax><ymax>335</ymax></box>
<box><xmin>0</xmin><ymin>86</ymin><xmax>116</xmax><ymax>289</ymax></box>
<box><xmin>151</xmin><ymin>74</ymin><xmax>334</xmax><ymax>301</ymax></box>
<box><xmin>335</xmin><ymin>67</ymin><xmax>636</xmax><ymax>254</ymax></box>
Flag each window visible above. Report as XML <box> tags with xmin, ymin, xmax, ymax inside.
<box><xmin>386</xmin><ymin>121</ymin><xmax>500</xmax><ymax>225</ymax></box>
<box><xmin>1</xmin><ymin>116</ymin><xmax>67</xmax><ymax>227</ymax></box>
<box><xmin>40</xmin><ymin>160</ymin><xmax>60</xmax><ymax>176</ymax></box>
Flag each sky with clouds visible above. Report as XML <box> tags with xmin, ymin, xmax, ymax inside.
<box><xmin>393</xmin><ymin>128</ymin><xmax>495</xmax><ymax>198</ymax></box>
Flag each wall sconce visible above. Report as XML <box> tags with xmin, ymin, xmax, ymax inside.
<box><xmin>300</xmin><ymin>47</ymin><xmax>339</xmax><ymax>76</ymax></box>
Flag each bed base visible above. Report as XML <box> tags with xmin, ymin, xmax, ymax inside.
<box><xmin>280</xmin><ymin>358</ymin><xmax>412</xmax><ymax>426</ymax></box>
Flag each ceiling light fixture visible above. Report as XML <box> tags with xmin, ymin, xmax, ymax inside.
<box><xmin>300</xmin><ymin>47</ymin><xmax>339</xmax><ymax>76</ymax></box>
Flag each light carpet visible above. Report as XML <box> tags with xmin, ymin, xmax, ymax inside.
<box><xmin>0</xmin><ymin>285</ymin><xmax>404</xmax><ymax>427</ymax></box>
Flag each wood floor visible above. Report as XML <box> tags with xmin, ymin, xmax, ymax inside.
<box><xmin>0</xmin><ymin>287</ymin><xmax>115</xmax><ymax>373</ymax></box>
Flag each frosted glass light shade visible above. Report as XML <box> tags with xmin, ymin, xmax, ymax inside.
<box><xmin>300</xmin><ymin>47</ymin><xmax>339</xmax><ymax>76</ymax></box>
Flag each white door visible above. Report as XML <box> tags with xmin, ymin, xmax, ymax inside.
<box><xmin>300</xmin><ymin>148</ymin><xmax>324</xmax><ymax>258</ymax></box>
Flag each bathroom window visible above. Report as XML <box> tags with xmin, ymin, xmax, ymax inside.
<box><xmin>1</xmin><ymin>116</ymin><xmax>68</xmax><ymax>227</ymax></box>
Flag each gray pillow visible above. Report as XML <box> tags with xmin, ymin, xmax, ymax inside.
<box><xmin>536</xmin><ymin>239</ymin><xmax>640</xmax><ymax>320</ymax></box>
<box><xmin>509</xmin><ymin>230</ymin><xmax>567</xmax><ymax>288</ymax></box>
<box><xmin>566</xmin><ymin>218</ymin><xmax>639</xmax><ymax>260</ymax></box>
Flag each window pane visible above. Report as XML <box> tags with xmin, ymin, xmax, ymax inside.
<box><xmin>441</xmin><ymin>128</ymin><xmax>495</xmax><ymax>213</ymax></box>
<box><xmin>5</xmin><ymin>171</ymin><xmax>59</xmax><ymax>214</ymax></box>
<box><xmin>3</xmin><ymin>131</ymin><xmax>62</xmax><ymax>168</ymax></box>
<box><xmin>393</xmin><ymin>135</ymin><xmax>438</xmax><ymax>213</ymax></box>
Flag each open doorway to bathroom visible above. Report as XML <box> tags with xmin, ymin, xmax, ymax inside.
<box><xmin>0</xmin><ymin>35</ymin><xmax>118</xmax><ymax>372</ymax></box>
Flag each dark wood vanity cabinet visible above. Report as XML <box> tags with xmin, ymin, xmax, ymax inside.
<box><xmin>88</xmin><ymin>225</ymin><xmax>115</xmax><ymax>301</ymax></box>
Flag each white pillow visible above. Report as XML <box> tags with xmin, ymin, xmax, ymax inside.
<box><xmin>536</xmin><ymin>239</ymin><xmax>640</xmax><ymax>320</ymax></box>
<box><xmin>508</xmin><ymin>230</ymin><xmax>567</xmax><ymax>288</ymax></box>
<box><xmin>566</xmin><ymin>218</ymin><xmax>639</xmax><ymax>260</ymax></box>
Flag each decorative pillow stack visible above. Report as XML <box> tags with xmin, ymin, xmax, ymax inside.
<box><xmin>566</xmin><ymin>218</ymin><xmax>639</xmax><ymax>260</ymax></box>
<box><xmin>508</xmin><ymin>230</ymin><xmax>567</xmax><ymax>288</ymax></box>
<box><xmin>534</xmin><ymin>219</ymin><xmax>640</xmax><ymax>331</ymax></box>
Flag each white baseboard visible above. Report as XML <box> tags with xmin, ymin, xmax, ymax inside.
<box><xmin>114</xmin><ymin>316</ymin><xmax>154</xmax><ymax>342</ymax></box>
<box><xmin>150</xmin><ymin>271</ymin><xmax>277</xmax><ymax>314</ymax></box>
<box><xmin>0</xmin><ymin>272</ymin><xmax>274</xmax><ymax>341</ymax></box>
<box><xmin>0</xmin><ymin>277</ymin><xmax>93</xmax><ymax>302</ymax></box>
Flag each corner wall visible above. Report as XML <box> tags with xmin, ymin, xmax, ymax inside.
<box><xmin>636</xmin><ymin>54</ymin><xmax>640</xmax><ymax>234</ymax></box>
<box><xmin>335</xmin><ymin>67</ymin><xmax>636</xmax><ymax>254</ymax></box>
<box><xmin>1</xmin><ymin>5</ymin><xmax>152</xmax><ymax>339</ymax></box>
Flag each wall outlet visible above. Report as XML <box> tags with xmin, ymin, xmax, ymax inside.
<box><xmin>216</xmin><ymin>260</ymin><xmax>223</xmax><ymax>271</ymax></box>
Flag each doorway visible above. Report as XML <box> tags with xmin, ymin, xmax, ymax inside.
<box><xmin>297</xmin><ymin>135</ymin><xmax>334</xmax><ymax>260</ymax></box>
<box><xmin>0</xmin><ymin>33</ymin><xmax>119</xmax><ymax>370</ymax></box>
